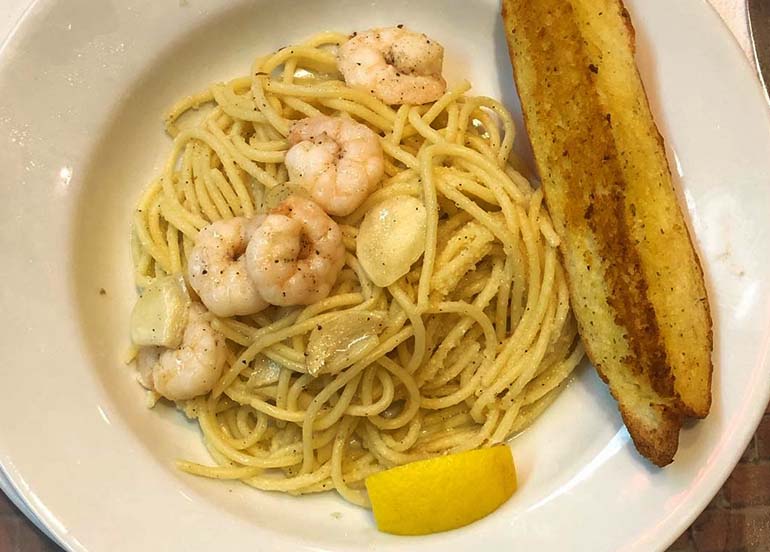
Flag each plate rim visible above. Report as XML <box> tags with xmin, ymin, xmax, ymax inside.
<box><xmin>0</xmin><ymin>0</ymin><xmax>769</xmax><ymax>550</ymax></box>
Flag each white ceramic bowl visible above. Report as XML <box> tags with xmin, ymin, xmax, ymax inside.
<box><xmin>0</xmin><ymin>0</ymin><xmax>769</xmax><ymax>550</ymax></box>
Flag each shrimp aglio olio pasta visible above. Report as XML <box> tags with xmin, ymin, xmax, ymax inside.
<box><xmin>128</xmin><ymin>27</ymin><xmax>584</xmax><ymax>507</ymax></box>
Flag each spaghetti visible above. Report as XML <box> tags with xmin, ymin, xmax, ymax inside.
<box><xmin>130</xmin><ymin>30</ymin><xmax>584</xmax><ymax>507</ymax></box>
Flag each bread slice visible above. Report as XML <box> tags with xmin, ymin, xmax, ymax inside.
<box><xmin>501</xmin><ymin>0</ymin><xmax>713</xmax><ymax>465</ymax></box>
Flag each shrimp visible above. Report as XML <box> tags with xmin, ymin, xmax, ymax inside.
<box><xmin>285</xmin><ymin>115</ymin><xmax>384</xmax><ymax>216</ymax></box>
<box><xmin>246</xmin><ymin>195</ymin><xmax>345</xmax><ymax>306</ymax></box>
<box><xmin>188</xmin><ymin>216</ymin><xmax>269</xmax><ymax>318</ymax></box>
<box><xmin>136</xmin><ymin>303</ymin><xmax>227</xmax><ymax>401</ymax></box>
<box><xmin>337</xmin><ymin>27</ymin><xmax>447</xmax><ymax>105</ymax></box>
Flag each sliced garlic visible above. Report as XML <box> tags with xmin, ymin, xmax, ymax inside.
<box><xmin>130</xmin><ymin>274</ymin><xmax>191</xmax><ymax>348</ymax></box>
<box><xmin>357</xmin><ymin>195</ymin><xmax>427</xmax><ymax>287</ymax></box>
<box><xmin>305</xmin><ymin>311</ymin><xmax>387</xmax><ymax>376</ymax></box>
<box><xmin>245</xmin><ymin>354</ymin><xmax>283</xmax><ymax>388</ymax></box>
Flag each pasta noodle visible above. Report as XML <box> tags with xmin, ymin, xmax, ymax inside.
<box><xmin>131</xmin><ymin>31</ymin><xmax>583</xmax><ymax>507</ymax></box>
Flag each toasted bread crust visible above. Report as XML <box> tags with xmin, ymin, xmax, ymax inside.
<box><xmin>502</xmin><ymin>0</ymin><xmax>712</xmax><ymax>465</ymax></box>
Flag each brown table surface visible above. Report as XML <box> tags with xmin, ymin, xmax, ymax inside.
<box><xmin>1</xmin><ymin>400</ymin><xmax>768</xmax><ymax>551</ymax></box>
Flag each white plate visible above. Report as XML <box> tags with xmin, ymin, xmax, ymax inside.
<box><xmin>1</xmin><ymin>0</ymin><xmax>769</xmax><ymax>550</ymax></box>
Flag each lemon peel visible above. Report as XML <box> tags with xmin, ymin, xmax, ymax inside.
<box><xmin>365</xmin><ymin>445</ymin><xmax>517</xmax><ymax>535</ymax></box>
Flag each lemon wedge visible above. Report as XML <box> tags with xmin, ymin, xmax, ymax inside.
<box><xmin>365</xmin><ymin>445</ymin><xmax>517</xmax><ymax>535</ymax></box>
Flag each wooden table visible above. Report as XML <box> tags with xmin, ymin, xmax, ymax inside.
<box><xmin>667</xmin><ymin>402</ymin><xmax>770</xmax><ymax>551</ymax></box>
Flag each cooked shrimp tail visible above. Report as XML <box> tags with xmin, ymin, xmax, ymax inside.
<box><xmin>246</xmin><ymin>195</ymin><xmax>345</xmax><ymax>306</ymax></box>
<box><xmin>188</xmin><ymin>217</ymin><xmax>269</xmax><ymax>317</ymax></box>
<box><xmin>137</xmin><ymin>303</ymin><xmax>227</xmax><ymax>401</ymax></box>
<box><xmin>337</xmin><ymin>27</ymin><xmax>447</xmax><ymax>105</ymax></box>
<box><xmin>285</xmin><ymin>115</ymin><xmax>384</xmax><ymax>216</ymax></box>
